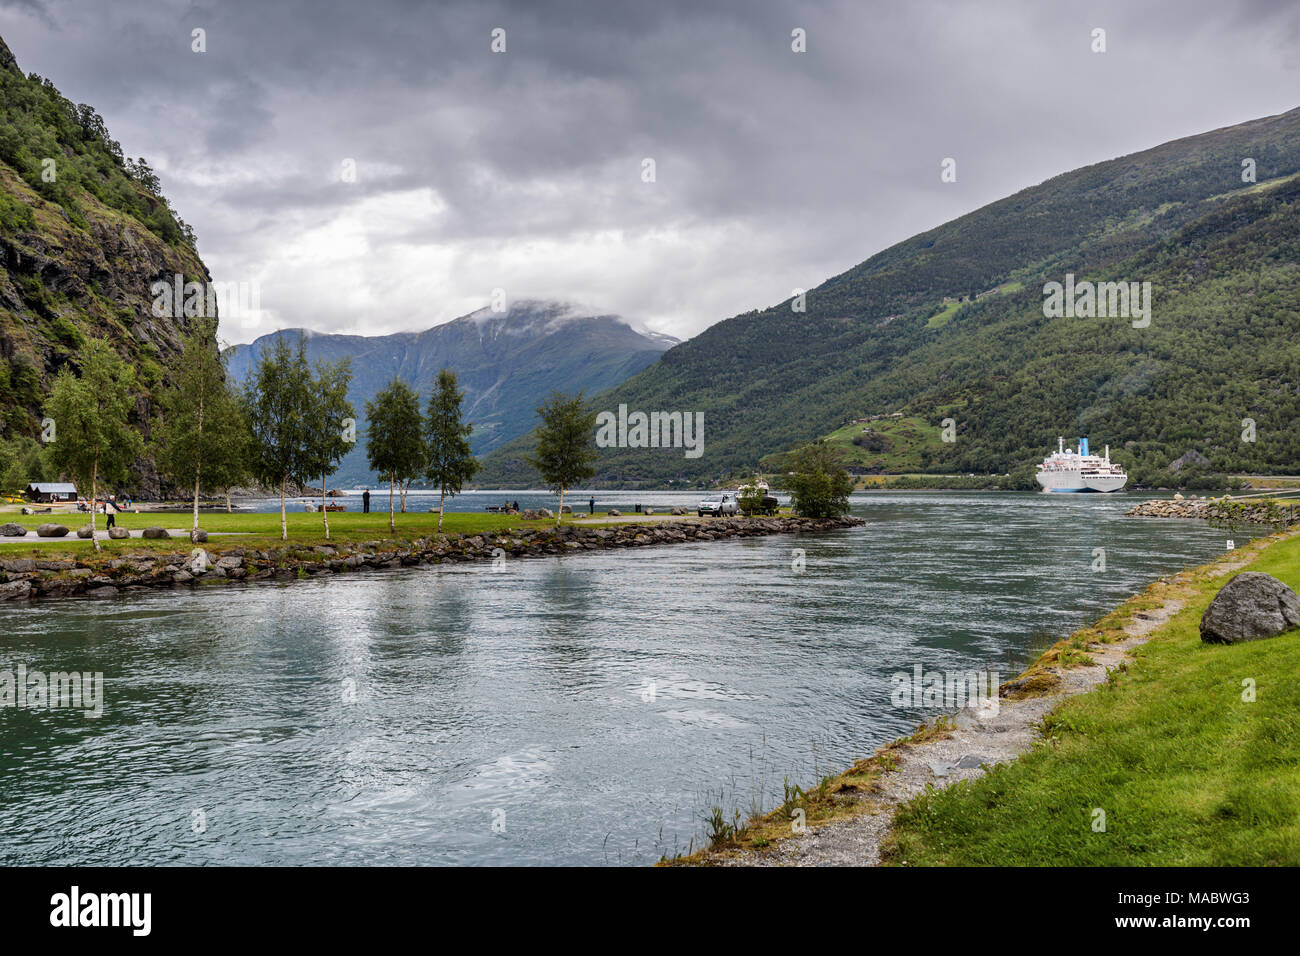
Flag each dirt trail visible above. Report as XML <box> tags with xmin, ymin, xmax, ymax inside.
<box><xmin>717</xmin><ymin>542</ymin><xmax>1275</xmax><ymax>867</ymax></box>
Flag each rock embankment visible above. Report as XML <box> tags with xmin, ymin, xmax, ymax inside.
<box><xmin>0</xmin><ymin>515</ymin><xmax>863</xmax><ymax>603</ymax></box>
<box><xmin>1127</xmin><ymin>496</ymin><xmax>1300</xmax><ymax>525</ymax></box>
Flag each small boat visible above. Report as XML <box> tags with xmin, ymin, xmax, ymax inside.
<box><xmin>1036</xmin><ymin>437</ymin><xmax>1128</xmax><ymax>493</ymax></box>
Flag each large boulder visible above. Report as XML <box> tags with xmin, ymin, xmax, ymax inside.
<box><xmin>0</xmin><ymin>580</ymin><xmax>32</xmax><ymax>601</ymax></box>
<box><xmin>76</xmin><ymin>525</ymin><xmax>95</xmax><ymax>539</ymax></box>
<box><xmin>1200</xmin><ymin>572</ymin><xmax>1300</xmax><ymax>644</ymax></box>
<box><xmin>142</xmin><ymin>527</ymin><xmax>170</xmax><ymax>539</ymax></box>
<box><xmin>538</xmin><ymin>508</ymin><xmax>554</xmax><ymax>519</ymax></box>
<box><xmin>0</xmin><ymin>522</ymin><xmax>26</xmax><ymax>536</ymax></box>
<box><xmin>107</xmin><ymin>526</ymin><xmax>130</xmax><ymax>539</ymax></box>
<box><xmin>36</xmin><ymin>524</ymin><xmax>70</xmax><ymax>537</ymax></box>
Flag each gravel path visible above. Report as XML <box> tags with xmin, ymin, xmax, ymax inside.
<box><xmin>715</xmin><ymin>544</ymin><xmax>1272</xmax><ymax>867</ymax></box>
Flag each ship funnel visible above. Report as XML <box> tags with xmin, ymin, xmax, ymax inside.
<box><xmin>1079</xmin><ymin>437</ymin><xmax>1089</xmax><ymax>457</ymax></box>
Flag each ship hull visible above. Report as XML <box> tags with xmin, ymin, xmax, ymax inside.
<box><xmin>1082</xmin><ymin>474</ymin><xmax>1128</xmax><ymax>493</ymax></box>
<box><xmin>1036</xmin><ymin>470</ymin><xmax>1127</xmax><ymax>493</ymax></box>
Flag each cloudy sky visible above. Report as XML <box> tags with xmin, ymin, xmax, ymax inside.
<box><xmin>2</xmin><ymin>0</ymin><xmax>1297</xmax><ymax>344</ymax></box>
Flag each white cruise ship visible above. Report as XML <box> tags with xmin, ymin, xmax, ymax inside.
<box><xmin>1035</xmin><ymin>437</ymin><xmax>1128</xmax><ymax>493</ymax></box>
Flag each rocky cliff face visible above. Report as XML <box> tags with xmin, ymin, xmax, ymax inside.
<box><xmin>0</xmin><ymin>33</ymin><xmax>215</xmax><ymax>484</ymax></box>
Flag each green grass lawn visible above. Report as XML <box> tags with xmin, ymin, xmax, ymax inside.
<box><xmin>885</xmin><ymin>533</ymin><xmax>1300</xmax><ymax>865</ymax></box>
<box><xmin>0</xmin><ymin>508</ymin><xmax>589</xmax><ymax>556</ymax></box>
<box><xmin>925</xmin><ymin>299</ymin><xmax>963</xmax><ymax>328</ymax></box>
<box><xmin>924</xmin><ymin>282</ymin><xmax>1024</xmax><ymax>329</ymax></box>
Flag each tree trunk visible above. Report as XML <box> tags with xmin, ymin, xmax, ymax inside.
<box><xmin>191</xmin><ymin>392</ymin><xmax>204</xmax><ymax>543</ymax></box>
<box><xmin>280</xmin><ymin>476</ymin><xmax>288</xmax><ymax>540</ymax></box>
<box><xmin>556</xmin><ymin>486</ymin><xmax>564</xmax><ymax>526</ymax></box>
<box><xmin>389</xmin><ymin>472</ymin><xmax>395</xmax><ymax>532</ymax></box>
<box><xmin>438</xmin><ymin>486</ymin><xmax>446</xmax><ymax>532</ymax></box>
<box><xmin>89</xmin><ymin>456</ymin><xmax>101</xmax><ymax>552</ymax></box>
<box><xmin>191</xmin><ymin>470</ymin><xmax>201</xmax><ymax>543</ymax></box>
<box><xmin>225</xmin><ymin>489</ymin><xmax>232</xmax><ymax>513</ymax></box>
<box><xmin>321</xmin><ymin>472</ymin><xmax>329</xmax><ymax>540</ymax></box>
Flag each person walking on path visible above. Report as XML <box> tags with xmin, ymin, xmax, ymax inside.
<box><xmin>363</xmin><ymin>488</ymin><xmax>371</xmax><ymax>514</ymax></box>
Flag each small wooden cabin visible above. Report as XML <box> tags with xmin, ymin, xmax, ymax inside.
<box><xmin>26</xmin><ymin>482</ymin><xmax>77</xmax><ymax>503</ymax></box>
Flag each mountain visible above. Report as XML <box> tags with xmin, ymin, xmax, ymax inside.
<box><xmin>0</xmin><ymin>34</ymin><xmax>215</xmax><ymax>493</ymax></box>
<box><xmin>224</xmin><ymin>301</ymin><xmax>677</xmax><ymax>486</ymax></box>
<box><xmin>478</xmin><ymin>106</ymin><xmax>1300</xmax><ymax>488</ymax></box>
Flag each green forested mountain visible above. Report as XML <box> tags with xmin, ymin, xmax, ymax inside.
<box><xmin>0</xmin><ymin>33</ymin><xmax>213</xmax><ymax>492</ymax></box>
<box><xmin>479</xmin><ymin>107</ymin><xmax>1300</xmax><ymax>488</ymax></box>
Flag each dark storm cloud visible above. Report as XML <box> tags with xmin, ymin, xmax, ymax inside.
<box><xmin>1</xmin><ymin>0</ymin><xmax>1297</xmax><ymax>342</ymax></box>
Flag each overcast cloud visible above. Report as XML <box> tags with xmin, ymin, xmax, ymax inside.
<box><xmin>2</xmin><ymin>0</ymin><xmax>1297</xmax><ymax>344</ymax></box>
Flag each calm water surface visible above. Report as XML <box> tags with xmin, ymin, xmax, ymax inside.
<box><xmin>0</xmin><ymin>492</ymin><xmax>1252</xmax><ymax>865</ymax></box>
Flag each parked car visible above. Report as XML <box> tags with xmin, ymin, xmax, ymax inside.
<box><xmin>698</xmin><ymin>493</ymin><xmax>738</xmax><ymax>517</ymax></box>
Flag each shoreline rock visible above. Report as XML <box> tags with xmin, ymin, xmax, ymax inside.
<box><xmin>1200</xmin><ymin>571</ymin><xmax>1300</xmax><ymax>644</ymax></box>
<box><xmin>0</xmin><ymin>515</ymin><xmax>865</xmax><ymax>603</ymax></box>
<box><xmin>1127</xmin><ymin>497</ymin><xmax>1300</xmax><ymax>525</ymax></box>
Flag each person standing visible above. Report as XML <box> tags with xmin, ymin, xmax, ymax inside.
<box><xmin>588</xmin><ymin>496</ymin><xmax>594</xmax><ymax>515</ymax></box>
<box><xmin>363</xmin><ymin>488</ymin><xmax>371</xmax><ymax>514</ymax></box>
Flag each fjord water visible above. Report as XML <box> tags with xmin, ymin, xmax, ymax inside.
<box><xmin>0</xmin><ymin>492</ymin><xmax>1250</xmax><ymax>865</ymax></box>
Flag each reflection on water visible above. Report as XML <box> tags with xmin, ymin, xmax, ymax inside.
<box><xmin>0</xmin><ymin>492</ymin><xmax>1256</xmax><ymax>865</ymax></box>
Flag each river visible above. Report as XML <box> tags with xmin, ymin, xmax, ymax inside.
<box><xmin>0</xmin><ymin>491</ymin><xmax>1253</xmax><ymax>865</ymax></box>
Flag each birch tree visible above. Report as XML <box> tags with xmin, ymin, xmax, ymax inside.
<box><xmin>153</xmin><ymin>332</ymin><xmax>250</xmax><ymax>542</ymax></box>
<box><xmin>245</xmin><ymin>337</ymin><xmax>312</xmax><ymax>540</ymax></box>
<box><xmin>423</xmin><ymin>368</ymin><xmax>479</xmax><ymax>532</ymax></box>
<box><xmin>364</xmin><ymin>378</ymin><xmax>423</xmax><ymax>533</ymax></box>
<box><xmin>304</xmin><ymin>357</ymin><xmax>355</xmax><ymax>540</ymax></box>
<box><xmin>526</xmin><ymin>391</ymin><xmax>598</xmax><ymax>525</ymax></box>
<box><xmin>44</xmin><ymin>338</ymin><xmax>143</xmax><ymax>551</ymax></box>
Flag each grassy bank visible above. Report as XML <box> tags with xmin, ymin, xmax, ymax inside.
<box><xmin>666</xmin><ymin>527</ymin><xmax>1300</xmax><ymax>866</ymax></box>
<box><xmin>885</xmin><ymin>532</ymin><xmax>1300</xmax><ymax>866</ymax></box>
